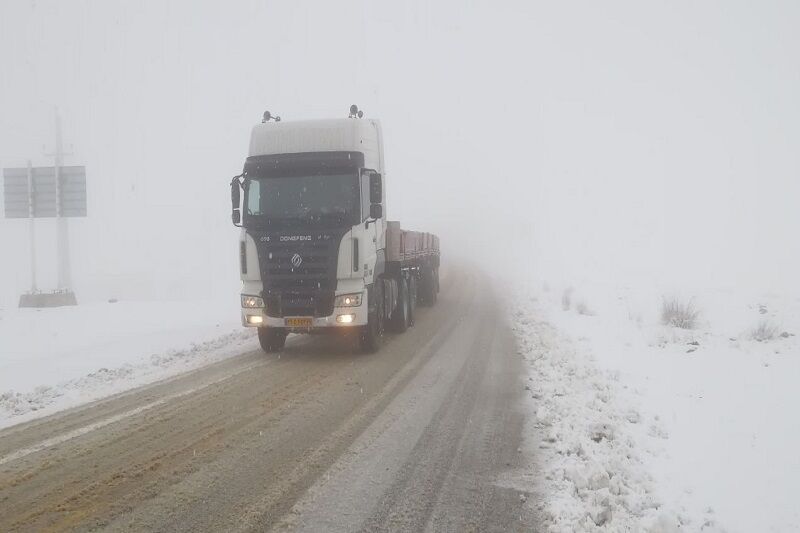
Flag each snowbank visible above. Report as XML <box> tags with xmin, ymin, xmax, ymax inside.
<box><xmin>512</xmin><ymin>284</ymin><xmax>800</xmax><ymax>532</ymax></box>
<box><xmin>0</xmin><ymin>300</ymin><xmax>257</xmax><ymax>429</ymax></box>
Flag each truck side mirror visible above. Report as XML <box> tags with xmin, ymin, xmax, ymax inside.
<box><xmin>369</xmin><ymin>173</ymin><xmax>382</xmax><ymax>204</ymax></box>
<box><xmin>369</xmin><ymin>203</ymin><xmax>383</xmax><ymax>219</ymax></box>
<box><xmin>231</xmin><ymin>179</ymin><xmax>242</xmax><ymax>226</ymax></box>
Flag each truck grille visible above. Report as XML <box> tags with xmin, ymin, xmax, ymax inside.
<box><xmin>253</xmin><ymin>235</ymin><xmax>342</xmax><ymax>318</ymax></box>
<box><xmin>264</xmin><ymin>242</ymin><xmax>332</xmax><ymax>290</ymax></box>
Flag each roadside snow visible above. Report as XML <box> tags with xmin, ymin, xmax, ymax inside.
<box><xmin>0</xmin><ymin>300</ymin><xmax>257</xmax><ymax>429</ymax></box>
<box><xmin>512</xmin><ymin>285</ymin><xmax>800</xmax><ymax>532</ymax></box>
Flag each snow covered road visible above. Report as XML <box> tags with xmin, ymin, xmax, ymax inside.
<box><xmin>5</xmin><ymin>271</ymin><xmax>793</xmax><ymax>532</ymax></box>
<box><xmin>0</xmin><ymin>269</ymin><xmax>538</xmax><ymax>532</ymax></box>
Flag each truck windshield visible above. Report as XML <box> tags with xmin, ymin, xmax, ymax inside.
<box><xmin>245</xmin><ymin>173</ymin><xmax>360</xmax><ymax>227</ymax></box>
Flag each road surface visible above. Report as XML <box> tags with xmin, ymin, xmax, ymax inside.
<box><xmin>0</xmin><ymin>269</ymin><xmax>537</xmax><ymax>532</ymax></box>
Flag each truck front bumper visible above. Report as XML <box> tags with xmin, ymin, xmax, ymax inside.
<box><xmin>240</xmin><ymin>294</ymin><xmax>368</xmax><ymax>331</ymax></box>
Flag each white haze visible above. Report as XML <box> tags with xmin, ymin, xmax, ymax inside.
<box><xmin>1</xmin><ymin>0</ymin><xmax>799</xmax><ymax>309</ymax></box>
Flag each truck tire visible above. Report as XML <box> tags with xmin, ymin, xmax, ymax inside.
<box><xmin>390</xmin><ymin>278</ymin><xmax>409</xmax><ymax>333</ymax></box>
<box><xmin>407</xmin><ymin>275</ymin><xmax>417</xmax><ymax>327</ymax></box>
<box><xmin>258</xmin><ymin>327</ymin><xmax>286</xmax><ymax>353</ymax></box>
<box><xmin>420</xmin><ymin>266</ymin><xmax>436</xmax><ymax>306</ymax></box>
<box><xmin>359</xmin><ymin>283</ymin><xmax>384</xmax><ymax>353</ymax></box>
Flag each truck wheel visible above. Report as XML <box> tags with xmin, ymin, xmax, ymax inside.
<box><xmin>258</xmin><ymin>327</ymin><xmax>286</xmax><ymax>353</ymax></box>
<box><xmin>407</xmin><ymin>275</ymin><xmax>417</xmax><ymax>327</ymax></box>
<box><xmin>420</xmin><ymin>267</ymin><xmax>435</xmax><ymax>306</ymax></box>
<box><xmin>390</xmin><ymin>278</ymin><xmax>409</xmax><ymax>333</ymax></box>
<box><xmin>359</xmin><ymin>284</ymin><xmax>384</xmax><ymax>353</ymax></box>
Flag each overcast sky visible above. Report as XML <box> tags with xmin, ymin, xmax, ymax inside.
<box><xmin>1</xmin><ymin>0</ymin><xmax>798</xmax><ymax>306</ymax></box>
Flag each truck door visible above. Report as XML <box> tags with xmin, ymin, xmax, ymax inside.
<box><xmin>359</xmin><ymin>170</ymin><xmax>382</xmax><ymax>283</ymax></box>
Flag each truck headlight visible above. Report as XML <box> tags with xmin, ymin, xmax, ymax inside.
<box><xmin>335</xmin><ymin>292</ymin><xmax>362</xmax><ymax>307</ymax></box>
<box><xmin>241</xmin><ymin>295</ymin><xmax>264</xmax><ymax>308</ymax></box>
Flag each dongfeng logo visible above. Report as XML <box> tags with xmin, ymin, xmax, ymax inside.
<box><xmin>291</xmin><ymin>253</ymin><xmax>303</xmax><ymax>268</ymax></box>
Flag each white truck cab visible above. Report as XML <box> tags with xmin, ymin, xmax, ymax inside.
<box><xmin>230</xmin><ymin>107</ymin><xmax>438</xmax><ymax>353</ymax></box>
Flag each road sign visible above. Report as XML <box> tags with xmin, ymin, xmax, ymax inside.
<box><xmin>3</xmin><ymin>166</ymin><xmax>87</xmax><ymax>218</ymax></box>
<box><xmin>2</xmin><ymin>168</ymin><xmax>29</xmax><ymax>218</ymax></box>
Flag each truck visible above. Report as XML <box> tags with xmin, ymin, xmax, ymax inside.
<box><xmin>230</xmin><ymin>106</ymin><xmax>440</xmax><ymax>353</ymax></box>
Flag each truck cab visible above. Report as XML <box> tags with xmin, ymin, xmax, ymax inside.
<box><xmin>231</xmin><ymin>108</ymin><xmax>439</xmax><ymax>354</ymax></box>
<box><xmin>232</xmin><ymin>113</ymin><xmax>386</xmax><ymax>349</ymax></box>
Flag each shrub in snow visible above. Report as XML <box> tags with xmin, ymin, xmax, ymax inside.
<box><xmin>750</xmin><ymin>320</ymin><xmax>780</xmax><ymax>342</ymax></box>
<box><xmin>627</xmin><ymin>310</ymin><xmax>643</xmax><ymax>328</ymax></box>
<box><xmin>660</xmin><ymin>297</ymin><xmax>699</xmax><ymax>329</ymax></box>
<box><xmin>576</xmin><ymin>301</ymin><xmax>594</xmax><ymax>316</ymax></box>
<box><xmin>562</xmin><ymin>288</ymin><xmax>573</xmax><ymax>311</ymax></box>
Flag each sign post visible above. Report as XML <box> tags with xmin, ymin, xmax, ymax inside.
<box><xmin>51</xmin><ymin>110</ymin><xmax>73</xmax><ymax>290</ymax></box>
<box><xmin>27</xmin><ymin>160</ymin><xmax>37</xmax><ymax>293</ymax></box>
<box><xmin>3</xmin><ymin>112</ymin><xmax>86</xmax><ymax>307</ymax></box>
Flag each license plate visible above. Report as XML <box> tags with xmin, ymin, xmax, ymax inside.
<box><xmin>285</xmin><ymin>317</ymin><xmax>313</xmax><ymax>328</ymax></box>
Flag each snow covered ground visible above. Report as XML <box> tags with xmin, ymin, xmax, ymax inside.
<box><xmin>0</xmin><ymin>299</ymin><xmax>257</xmax><ymax>429</ymax></box>
<box><xmin>511</xmin><ymin>283</ymin><xmax>800</xmax><ymax>532</ymax></box>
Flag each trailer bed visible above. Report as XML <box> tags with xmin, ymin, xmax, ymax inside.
<box><xmin>386</xmin><ymin>221</ymin><xmax>440</xmax><ymax>266</ymax></box>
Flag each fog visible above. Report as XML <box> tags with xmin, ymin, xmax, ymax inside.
<box><xmin>2</xmin><ymin>0</ymin><xmax>799</xmax><ymax>309</ymax></box>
